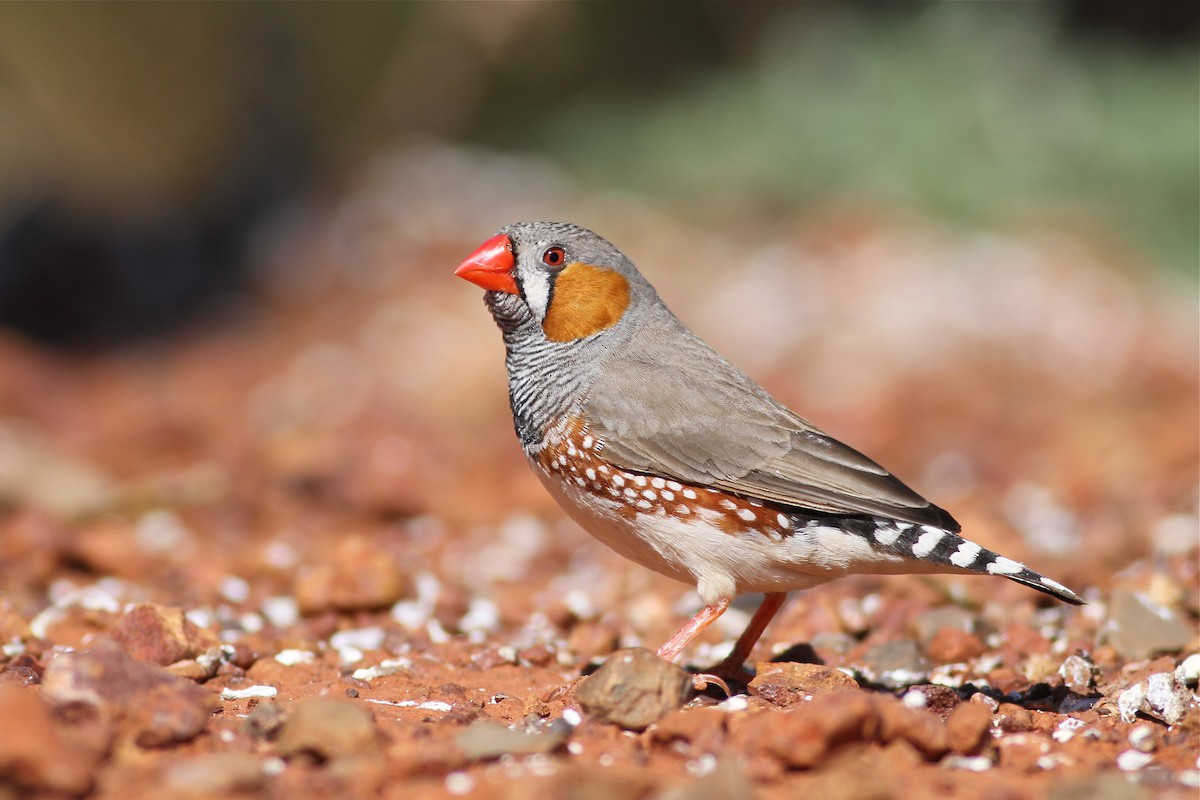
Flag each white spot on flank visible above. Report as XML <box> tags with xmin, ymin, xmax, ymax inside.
<box><xmin>642</xmin><ymin>490</ymin><xmax>657</xmax><ymax>501</ymax></box>
<box><xmin>912</xmin><ymin>530</ymin><xmax>945</xmax><ymax>558</ymax></box>
<box><xmin>586</xmin><ymin>468</ymin><xmax>597</xmax><ymax>481</ymax></box>
<box><xmin>666</xmin><ymin>481</ymin><xmax>683</xmax><ymax>492</ymax></box>
<box><xmin>557</xmin><ymin>454</ymin><xmax>567</xmax><ymax>466</ymax></box>
<box><xmin>737</xmin><ymin>508</ymin><xmax>756</xmax><ymax>522</ymax></box>
<box><xmin>611</xmin><ymin>474</ymin><xmax>625</xmax><ymax>487</ymax></box>
<box><xmin>581</xmin><ymin>436</ymin><xmax>594</xmax><ymax>450</ymax></box>
<box><xmin>874</xmin><ymin>525</ymin><xmax>903</xmax><ymax>546</ymax></box>
<box><xmin>661</xmin><ymin>490</ymin><xmax>675</xmax><ymax>501</ymax></box>
<box><xmin>777</xmin><ymin>514</ymin><xmax>792</xmax><ymax>529</ymax></box>
<box><xmin>949</xmin><ymin>541</ymin><xmax>983</xmax><ymax>568</ymax></box>
<box><xmin>718</xmin><ymin>499</ymin><xmax>737</xmax><ymax>511</ymax></box>
<box><xmin>650</xmin><ymin>477</ymin><xmax>666</xmax><ymax>489</ymax></box>
<box><xmin>632</xmin><ymin>475</ymin><xmax>647</xmax><ymax>487</ymax></box>
<box><xmin>682</xmin><ymin>489</ymin><xmax>698</xmax><ymax>500</ymax></box>
<box><xmin>636</xmin><ymin>500</ymin><xmax>653</xmax><ymax>511</ymax></box>
<box><xmin>574</xmin><ymin>476</ymin><xmax>586</xmax><ymax>487</ymax></box>
<box><xmin>624</xmin><ymin>487</ymin><xmax>638</xmax><ymax>499</ymax></box>
<box><xmin>748</xmin><ymin>499</ymin><xmax>763</xmax><ymax>508</ymax></box>
<box><xmin>676</xmin><ymin>504</ymin><xmax>691</xmax><ymax>515</ymax></box>
<box><xmin>987</xmin><ymin>556</ymin><xmax>1024</xmax><ymax>576</ymax></box>
<box><xmin>598</xmin><ymin>465</ymin><xmax>610</xmax><ymax>474</ymax></box>
<box><xmin>567</xmin><ymin>444</ymin><xmax>577</xmax><ymax>457</ymax></box>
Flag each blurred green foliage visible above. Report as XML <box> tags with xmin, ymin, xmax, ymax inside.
<box><xmin>513</xmin><ymin>5</ymin><xmax>1197</xmax><ymax>275</ymax></box>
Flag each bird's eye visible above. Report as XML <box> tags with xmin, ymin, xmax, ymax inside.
<box><xmin>542</xmin><ymin>246</ymin><xmax>566</xmax><ymax>270</ymax></box>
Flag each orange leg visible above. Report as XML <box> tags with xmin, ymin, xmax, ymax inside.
<box><xmin>655</xmin><ymin>597</ymin><xmax>730</xmax><ymax>663</ymax></box>
<box><xmin>717</xmin><ymin>592</ymin><xmax>787</xmax><ymax>673</ymax></box>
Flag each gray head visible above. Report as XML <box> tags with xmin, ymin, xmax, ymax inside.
<box><xmin>454</xmin><ymin>221</ymin><xmax>659</xmax><ymax>345</ymax></box>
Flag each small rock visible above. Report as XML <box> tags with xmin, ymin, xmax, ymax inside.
<box><xmin>164</xmin><ymin>752</ymin><xmax>264</xmax><ymax>795</ymax></box>
<box><xmin>575</xmin><ymin>648</ymin><xmax>692</xmax><ymax>731</ymax></box>
<box><xmin>1058</xmin><ymin>654</ymin><xmax>1097</xmax><ymax>693</ymax></box>
<box><xmin>654</xmin><ymin>755</ymin><xmax>755</xmax><ymax>800</ymax></box>
<box><xmin>294</xmin><ymin>535</ymin><xmax>411</xmax><ymax>614</ymax></box>
<box><xmin>911</xmin><ymin>606</ymin><xmax>976</xmax><ymax>644</ymax></box>
<box><xmin>566</xmin><ymin>621</ymin><xmax>621</xmax><ymax>661</ymax></box>
<box><xmin>243</xmin><ymin>701</ymin><xmax>287</xmax><ymax>740</ymax></box>
<box><xmin>748</xmin><ymin>662</ymin><xmax>858</xmax><ymax>707</ymax></box>
<box><xmin>1117</xmin><ymin>672</ymin><xmax>1192</xmax><ymax>725</ymax></box>
<box><xmin>945</xmin><ymin>701</ymin><xmax>992</xmax><ymax>755</ymax></box>
<box><xmin>1101</xmin><ymin>590</ymin><xmax>1193</xmax><ymax>660</ymax></box>
<box><xmin>926</xmin><ymin>628</ymin><xmax>985</xmax><ymax>664</ymax></box>
<box><xmin>1049</xmin><ymin>773</ymin><xmax>1150</xmax><ymax>800</ymax></box>
<box><xmin>0</xmin><ymin>684</ymin><xmax>106</xmax><ymax>795</ymax></box>
<box><xmin>274</xmin><ymin>696</ymin><xmax>378</xmax><ymax>760</ymax></box>
<box><xmin>854</xmin><ymin>639</ymin><xmax>930</xmax><ymax>688</ymax></box>
<box><xmin>454</xmin><ymin>719</ymin><xmax>570</xmax><ymax>760</ymax></box>
<box><xmin>41</xmin><ymin>638</ymin><xmax>215</xmax><ymax>747</ymax></box>
<box><xmin>745</xmin><ymin>691</ymin><xmax>950</xmax><ymax>768</ymax></box>
<box><xmin>648</xmin><ymin>706</ymin><xmax>728</xmax><ymax>754</ymax></box>
<box><xmin>111</xmin><ymin>603</ymin><xmax>220</xmax><ymax>667</ymax></box>
<box><xmin>1175</xmin><ymin>653</ymin><xmax>1200</xmax><ymax>687</ymax></box>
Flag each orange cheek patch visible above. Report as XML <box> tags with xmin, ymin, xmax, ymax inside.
<box><xmin>542</xmin><ymin>263</ymin><xmax>631</xmax><ymax>342</ymax></box>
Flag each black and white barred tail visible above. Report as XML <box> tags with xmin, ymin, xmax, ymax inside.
<box><xmin>865</xmin><ymin>517</ymin><xmax>1084</xmax><ymax>604</ymax></box>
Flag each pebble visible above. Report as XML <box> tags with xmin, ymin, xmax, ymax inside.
<box><xmin>222</xmin><ymin>685</ymin><xmax>278</xmax><ymax>700</ymax></box>
<box><xmin>747</xmin><ymin>662</ymin><xmax>859</xmax><ymax>707</ymax></box>
<box><xmin>1058</xmin><ymin>653</ymin><xmax>1097</xmax><ymax>693</ymax></box>
<box><xmin>293</xmin><ymin>536</ymin><xmax>412</xmax><ymax>614</ymax></box>
<box><xmin>911</xmin><ymin>606</ymin><xmax>976</xmax><ymax>644</ymax></box>
<box><xmin>274</xmin><ymin>696</ymin><xmax>379</xmax><ymax>760</ymax></box>
<box><xmin>41</xmin><ymin>638</ymin><xmax>216</xmax><ymax>747</ymax></box>
<box><xmin>111</xmin><ymin>603</ymin><xmax>221</xmax><ymax>667</ymax></box>
<box><xmin>575</xmin><ymin>648</ymin><xmax>692</xmax><ymax>731</ymax></box>
<box><xmin>164</xmin><ymin>753</ymin><xmax>264</xmax><ymax>795</ymax></box>
<box><xmin>734</xmin><ymin>691</ymin><xmax>949</xmax><ymax>769</ymax></box>
<box><xmin>1101</xmin><ymin>590</ymin><xmax>1193</xmax><ymax>660</ymax></box>
<box><xmin>1117</xmin><ymin>672</ymin><xmax>1193</xmax><ymax>725</ymax></box>
<box><xmin>274</xmin><ymin>649</ymin><xmax>316</xmax><ymax>666</ymax></box>
<box><xmin>944</xmin><ymin>701</ymin><xmax>993</xmax><ymax>755</ymax></box>
<box><xmin>454</xmin><ymin>719</ymin><xmax>571</xmax><ymax>760</ymax></box>
<box><xmin>653</xmin><ymin>755</ymin><xmax>755</xmax><ymax>800</ymax></box>
<box><xmin>0</xmin><ymin>684</ymin><xmax>105</xmax><ymax>794</ymax></box>
<box><xmin>1175</xmin><ymin>653</ymin><xmax>1200</xmax><ymax>687</ymax></box>
<box><xmin>926</xmin><ymin>628</ymin><xmax>985</xmax><ymax>664</ymax></box>
<box><xmin>1115</xmin><ymin>749</ymin><xmax>1153</xmax><ymax>772</ymax></box>
<box><xmin>854</xmin><ymin>639</ymin><xmax>930</xmax><ymax>688</ymax></box>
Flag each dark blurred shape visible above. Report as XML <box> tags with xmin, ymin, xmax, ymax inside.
<box><xmin>1062</xmin><ymin>0</ymin><xmax>1200</xmax><ymax>47</ymax></box>
<box><xmin>0</xmin><ymin>194</ymin><xmax>259</xmax><ymax>349</ymax></box>
<box><xmin>0</xmin><ymin>11</ymin><xmax>312</xmax><ymax>350</ymax></box>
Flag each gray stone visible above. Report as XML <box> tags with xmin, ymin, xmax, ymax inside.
<box><xmin>455</xmin><ymin>719</ymin><xmax>570</xmax><ymax>761</ymax></box>
<box><xmin>575</xmin><ymin>648</ymin><xmax>692</xmax><ymax>731</ymax></box>
<box><xmin>911</xmin><ymin>606</ymin><xmax>976</xmax><ymax>645</ymax></box>
<box><xmin>1101</xmin><ymin>590</ymin><xmax>1193</xmax><ymax>660</ymax></box>
<box><xmin>854</xmin><ymin>639</ymin><xmax>930</xmax><ymax>689</ymax></box>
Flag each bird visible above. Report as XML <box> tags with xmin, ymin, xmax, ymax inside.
<box><xmin>455</xmin><ymin>221</ymin><xmax>1083</xmax><ymax>677</ymax></box>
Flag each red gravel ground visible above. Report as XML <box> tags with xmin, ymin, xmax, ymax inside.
<box><xmin>0</xmin><ymin>149</ymin><xmax>1196</xmax><ymax>799</ymax></box>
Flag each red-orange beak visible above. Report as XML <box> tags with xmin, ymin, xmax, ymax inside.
<box><xmin>454</xmin><ymin>233</ymin><xmax>518</xmax><ymax>294</ymax></box>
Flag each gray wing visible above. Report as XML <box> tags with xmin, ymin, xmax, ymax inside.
<box><xmin>584</xmin><ymin>338</ymin><xmax>959</xmax><ymax>531</ymax></box>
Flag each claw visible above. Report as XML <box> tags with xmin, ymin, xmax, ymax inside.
<box><xmin>691</xmin><ymin>672</ymin><xmax>732</xmax><ymax>696</ymax></box>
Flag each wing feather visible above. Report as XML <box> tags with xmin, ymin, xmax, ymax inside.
<box><xmin>585</xmin><ymin>329</ymin><xmax>959</xmax><ymax>531</ymax></box>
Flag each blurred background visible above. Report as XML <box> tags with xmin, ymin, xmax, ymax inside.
<box><xmin>0</xmin><ymin>2</ymin><xmax>1195</xmax><ymax>626</ymax></box>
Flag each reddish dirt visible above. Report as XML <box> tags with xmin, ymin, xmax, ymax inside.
<box><xmin>0</xmin><ymin>166</ymin><xmax>1196</xmax><ymax>799</ymax></box>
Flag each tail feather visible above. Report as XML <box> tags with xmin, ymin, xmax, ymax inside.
<box><xmin>869</xmin><ymin>518</ymin><xmax>1084</xmax><ymax>605</ymax></box>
